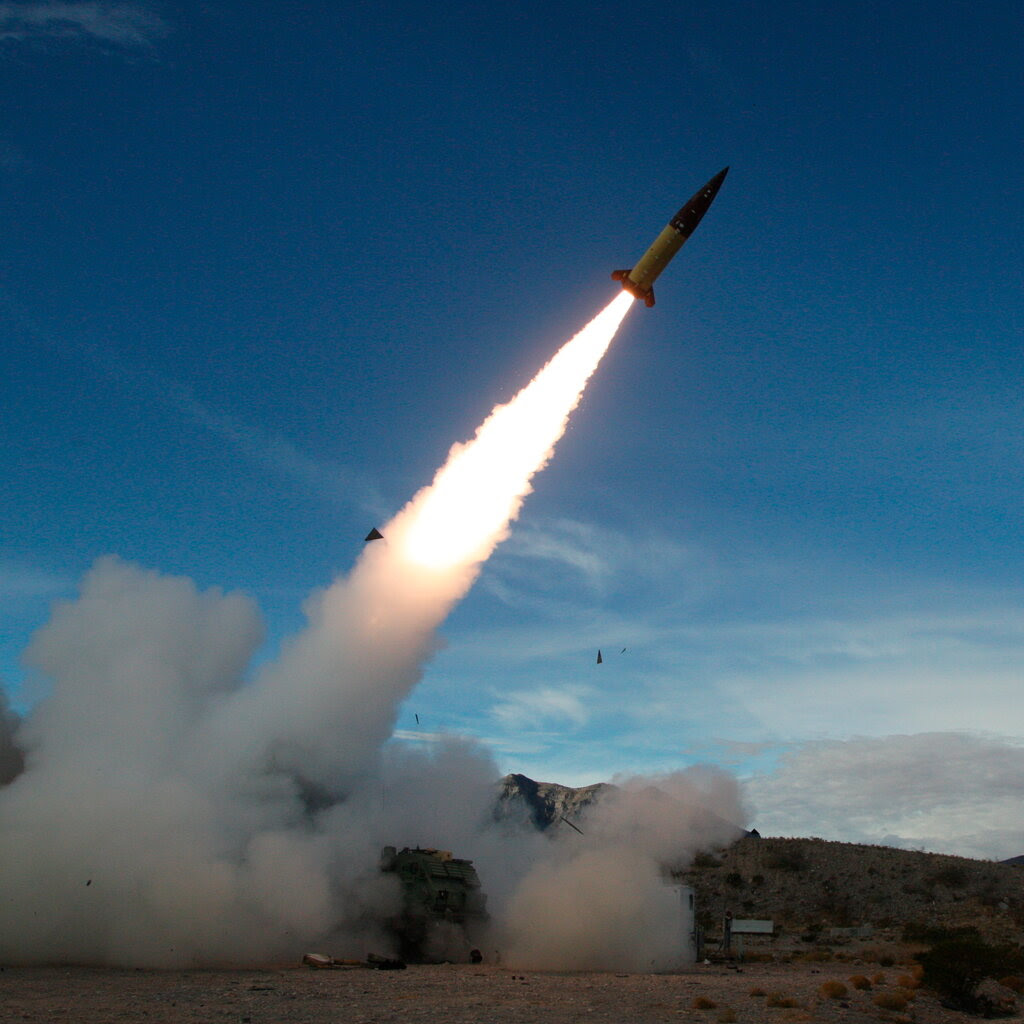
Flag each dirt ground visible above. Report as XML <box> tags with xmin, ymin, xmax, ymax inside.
<box><xmin>1</xmin><ymin>959</ymin><xmax>1014</xmax><ymax>1024</ymax></box>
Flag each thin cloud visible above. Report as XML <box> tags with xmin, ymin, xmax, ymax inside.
<box><xmin>0</xmin><ymin>2</ymin><xmax>169</xmax><ymax>46</ymax></box>
<box><xmin>168</xmin><ymin>386</ymin><xmax>376</xmax><ymax>511</ymax></box>
<box><xmin>0</xmin><ymin>562</ymin><xmax>73</xmax><ymax>604</ymax></box>
<box><xmin>500</xmin><ymin>519</ymin><xmax>613</xmax><ymax>592</ymax></box>
<box><xmin>491</xmin><ymin>685</ymin><xmax>592</xmax><ymax>731</ymax></box>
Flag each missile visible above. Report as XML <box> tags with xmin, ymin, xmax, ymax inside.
<box><xmin>612</xmin><ymin>167</ymin><xmax>728</xmax><ymax>307</ymax></box>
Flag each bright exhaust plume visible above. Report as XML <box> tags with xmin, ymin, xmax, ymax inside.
<box><xmin>396</xmin><ymin>291</ymin><xmax>634</xmax><ymax>570</ymax></box>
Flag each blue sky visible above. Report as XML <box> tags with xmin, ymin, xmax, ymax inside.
<box><xmin>2</xmin><ymin>0</ymin><xmax>1023</xmax><ymax>858</ymax></box>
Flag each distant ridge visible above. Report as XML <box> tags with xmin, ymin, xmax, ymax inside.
<box><xmin>495</xmin><ymin>773</ymin><xmax>612</xmax><ymax>831</ymax></box>
<box><xmin>685</xmin><ymin>835</ymin><xmax>1024</xmax><ymax>945</ymax></box>
<box><xmin>495</xmin><ymin>772</ymin><xmax>750</xmax><ymax>844</ymax></box>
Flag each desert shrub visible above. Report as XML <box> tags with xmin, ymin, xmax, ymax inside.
<box><xmin>766</xmin><ymin>847</ymin><xmax>807</xmax><ymax>872</ymax></box>
<box><xmin>765</xmin><ymin>992</ymin><xmax>800</xmax><ymax>1008</ymax></box>
<box><xmin>872</xmin><ymin>991</ymin><xmax>909</xmax><ymax>1011</ymax></box>
<box><xmin>692</xmin><ymin>996</ymin><xmax>717</xmax><ymax>1010</ymax></box>
<box><xmin>748</xmin><ymin>987</ymin><xmax>767</xmax><ymax>997</ymax></box>
<box><xmin>896</xmin><ymin>973</ymin><xmax>920</xmax><ymax>989</ymax></box>
<box><xmin>917</xmin><ymin>936</ymin><xmax>1024</xmax><ymax>1013</ymax></box>
<box><xmin>848</xmin><ymin>975</ymin><xmax>872</xmax><ymax>990</ymax></box>
<box><xmin>819</xmin><ymin>980</ymin><xmax>847</xmax><ymax>999</ymax></box>
<box><xmin>871</xmin><ymin>972</ymin><xmax>886</xmax><ymax>985</ymax></box>
<box><xmin>692</xmin><ymin>851</ymin><xmax>723</xmax><ymax>869</ymax></box>
<box><xmin>862</xmin><ymin>947</ymin><xmax>896</xmax><ymax>967</ymax></box>
<box><xmin>999</xmin><ymin>975</ymin><xmax>1024</xmax><ymax>993</ymax></box>
<box><xmin>751</xmin><ymin>874</ymin><xmax>765</xmax><ymax>886</ymax></box>
<box><xmin>927</xmin><ymin>863</ymin><xmax>970</xmax><ymax>889</ymax></box>
<box><xmin>797</xmin><ymin>949</ymin><xmax>832</xmax><ymax>963</ymax></box>
<box><xmin>902</xmin><ymin>921</ymin><xmax>980</xmax><ymax>944</ymax></box>
<box><xmin>717</xmin><ymin>1009</ymin><xmax>737</xmax><ymax>1023</ymax></box>
<box><xmin>725</xmin><ymin>871</ymin><xmax>744</xmax><ymax>888</ymax></box>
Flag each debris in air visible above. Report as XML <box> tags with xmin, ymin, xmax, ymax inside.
<box><xmin>596</xmin><ymin>649</ymin><xmax>603</xmax><ymax>664</ymax></box>
<box><xmin>365</xmin><ymin>528</ymin><xmax>384</xmax><ymax>542</ymax></box>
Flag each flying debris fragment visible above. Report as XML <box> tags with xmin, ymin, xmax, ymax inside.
<box><xmin>596</xmin><ymin>649</ymin><xmax>603</xmax><ymax>664</ymax></box>
<box><xmin>612</xmin><ymin>167</ymin><xmax>728</xmax><ymax>307</ymax></box>
<box><xmin>560</xmin><ymin>815</ymin><xmax>585</xmax><ymax>836</ymax></box>
<box><xmin>365</xmin><ymin>528</ymin><xmax>384</xmax><ymax>542</ymax></box>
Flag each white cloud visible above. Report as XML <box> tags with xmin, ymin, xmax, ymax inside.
<box><xmin>491</xmin><ymin>685</ymin><xmax>592</xmax><ymax>730</ymax></box>
<box><xmin>746</xmin><ymin>732</ymin><xmax>1024</xmax><ymax>860</ymax></box>
<box><xmin>0</xmin><ymin>2</ymin><xmax>168</xmax><ymax>47</ymax></box>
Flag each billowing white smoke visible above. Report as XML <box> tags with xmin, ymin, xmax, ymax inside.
<box><xmin>0</xmin><ymin>293</ymin><xmax>746</xmax><ymax>968</ymax></box>
<box><xmin>498</xmin><ymin>771</ymin><xmax>745</xmax><ymax>970</ymax></box>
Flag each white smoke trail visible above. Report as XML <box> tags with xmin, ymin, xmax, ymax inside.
<box><xmin>198</xmin><ymin>292</ymin><xmax>635</xmax><ymax>794</ymax></box>
<box><xmin>0</xmin><ymin>292</ymin><xmax>656</xmax><ymax>966</ymax></box>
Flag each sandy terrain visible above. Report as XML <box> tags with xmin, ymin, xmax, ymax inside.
<box><xmin>1</xmin><ymin>959</ymin><xmax>1008</xmax><ymax>1024</ymax></box>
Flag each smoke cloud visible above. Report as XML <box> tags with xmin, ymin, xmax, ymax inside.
<box><xmin>0</xmin><ymin>295</ymin><xmax>746</xmax><ymax>969</ymax></box>
<box><xmin>500</xmin><ymin>770</ymin><xmax>744</xmax><ymax>970</ymax></box>
<box><xmin>0</xmin><ymin>688</ymin><xmax>24</xmax><ymax>785</ymax></box>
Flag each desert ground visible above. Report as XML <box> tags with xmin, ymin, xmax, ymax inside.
<box><xmin>1</xmin><ymin>958</ymin><xmax>1007</xmax><ymax>1024</ymax></box>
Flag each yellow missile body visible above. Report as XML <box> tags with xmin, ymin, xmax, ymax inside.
<box><xmin>612</xmin><ymin>167</ymin><xmax>728</xmax><ymax>307</ymax></box>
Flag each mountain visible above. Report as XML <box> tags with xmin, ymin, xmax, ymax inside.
<box><xmin>495</xmin><ymin>773</ymin><xmax>613</xmax><ymax>831</ymax></box>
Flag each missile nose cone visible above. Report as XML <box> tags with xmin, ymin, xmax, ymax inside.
<box><xmin>705</xmin><ymin>166</ymin><xmax>729</xmax><ymax>198</ymax></box>
<box><xmin>670</xmin><ymin>166</ymin><xmax>729</xmax><ymax>238</ymax></box>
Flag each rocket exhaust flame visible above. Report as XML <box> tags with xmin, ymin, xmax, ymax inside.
<box><xmin>395</xmin><ymin>291</ymin><xmax>634</xmax><ymax>571</ymax></box>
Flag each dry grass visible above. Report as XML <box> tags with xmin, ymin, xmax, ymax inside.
<box><xmin>692</xmin><ymin>996</ymin><xmax>718</xmax><ymax>1010</ymax></box>
<box><xmin>819</xmin><ymin>980</ymin><xmax>848</xmax><ymax>999</ymax></box>
<box><xmin>749</xmin><ymin>987</ymin><xmax>767</xmax><ymax>997</ymax></box>
<box><xmin>848</xmin><ymin>975</ymin><xmax>872</xmax><ymax>990</ymax></box>
<box><xmin>872</xmin><ymin>991</ymin><xmax>910</xmax><ymax>1011</ymax></box>
<box><xmin>766</xmin><ymin>991</ymin><xmax>801</xmax><ymax>1008</ymax></box>
<box><xmin>797</xmin><ymin>950</ymin><xmax>832</xmax><ymax>963</ymax></box>
<box><xmin>717</xmin><ymin>1009</ymin><xmax>737</xmax><ymax>1023</ymax></box>
<box><xmin>871</xmin><ymin>971</ymin><xmax>887</xmax><ymax>985</ymax></box>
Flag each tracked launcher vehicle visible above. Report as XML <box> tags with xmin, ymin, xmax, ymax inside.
<box><xmin>380</xmin><ymin>846</ymin><xmax>488</xmax><ymax>962</ymax></box>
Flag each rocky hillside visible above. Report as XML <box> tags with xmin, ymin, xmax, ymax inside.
<box><xmin>495</xmin><ymin>773</ymin><xmax>611</xmax><ymax>831</ymax></box>
<box><xmin>682</xmin><ymin>835</ymin><xmax>1024</xmax><ymax>947</ymax></box>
